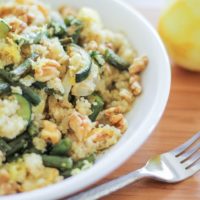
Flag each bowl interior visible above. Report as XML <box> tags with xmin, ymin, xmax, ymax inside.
<box><xmin>2</xmin><ymin>0</ymin><xmax>170</xmax><ymax>200</ymax></box>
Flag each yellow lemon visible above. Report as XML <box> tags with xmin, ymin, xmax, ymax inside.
<box><xmin>158</xmin><ymin>0</ymin><xmax>200</xmax><ymax>71</ymax></box>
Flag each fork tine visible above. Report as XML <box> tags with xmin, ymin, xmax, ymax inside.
<box><xmin>188</xmin><ymin>161</ymin><xmax>200</xmax><ymax>175</ymax></box>
<box><xmin>171</xmin><ymin>131</ymin><xmax>200</xmax><ymax>156</ymax></box>
<box><xmin>178</xmin><ymin>143</ymin><xmax>200</xmax><ymax>162</ymax></box>
<box><xmin>183</xmin><ymin>152</ymin><xmax>200</xmax><ymax>169</ymax></box>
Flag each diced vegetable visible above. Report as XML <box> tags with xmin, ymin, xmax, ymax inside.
<box><xmin>42</xmin><ymin>155</ymin><xmax>73</xmax><ymax>171</ymax></box>
<box><xmin>0</xmin><ymin>69</ymin><xmax>15</xmax><ymax>84</ymax></box>
<box><xmin>0</xmin><ymin>139</ymin><xmax>11</xmax><ymax>155</ymax></box>
<box><xmin>0</xmin><ymin>78</ymin><xmax>11</xmax><ymax>94</ymax></box>
<box><xmin>0</xmin><ymin>19</ymin><xmax>10</xmax><ymax>39</ymax></box>
<box><xmin>88</xmin><ymin>94</ymin><xmax>104</xmax><ymax>121</ymax></box>
<box><xmin>0</xmin><ymin>69</ymin><xmax>41</xmax><ymax>106</ymax></box>
<box><xmin>14</xmin><ymin>94</ymin><xmax>32</xmax><ymax>123</ymax></box>
<box><xmin>11</xmin><ymin>54</ymin><xmax>39</xmax><ymax>80</ymax></box>
<box><xmin>20</xmin><ymin>84</ymin><xmax>41</xmax><ymax>106</ymax></box>
<box><xmin>7</xmin><ymin>133</ymin><xmax>30</xmax><ymax>157</ymax></box>
<box><xmin>64</xmin><ymin>16</ymin><xmax>83</xmax><ymax>43</ymax></box>
<box><xmin>61</xmin><ymin>169</ymin><xmax>72</xmax><ymax>178</ymax></box>
<box><xmin>50</xmin><ymin>138</ymin><xmax>72</xmax><ymax>156</ymax></box>
<box><xmin>90</xmin><ymin>51</ymin><xmax>105</xmax><ymax>67</ymax></box>
<box><xmin>104</xmin><ymin>48</ymin><xmax>130</xmax><ymax>70</ymax></box>
<box><xmin>48</xmin><ymin>13</ymin><xmax>67</xmax><ymax>38</ymax></box>
<box><xmin>67</xmin><ymin>44</ymin><xmax>92</xmax><ymax>83</ymax></box>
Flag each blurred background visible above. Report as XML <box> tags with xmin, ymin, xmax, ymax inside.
<box><xmin>124</xmin><ymin>0</ymin><xmax>200</xmax><ymax>72</ymax></box>
<box><xmin>124</xmin><ymin>0</ymin><xmax>166</xmax><ymax>26</ymax></box>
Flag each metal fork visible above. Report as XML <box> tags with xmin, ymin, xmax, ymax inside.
<box><xmin>68</xmin><ymin>132</ymin><xmax>200</xmax><ymax>200</ymax></box>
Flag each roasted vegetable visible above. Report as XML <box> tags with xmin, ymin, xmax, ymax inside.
<box><xmin>48</xmin><ymin>13</ymin><xmax>67</xmax><ymax>38</ymax></box>
<box><xmin>64</xmin><ymin>16</ymin><xmax>83</xmax><ymax>43</ymax></box>
<box><xmin>11</xmin><ymin>53</ymin><xmax>39</xmax><ymax>80</ymax></box>
<box><xmin>67</xmin><ymin>44</ymin><xmax>92</xmax><ymax>83</ymax></box>
<box><xmin>104</xmin><ymin>48</ymin><xmax>130</xmax><ymax>70</ymax></box>
<box><xmin>0</xmin><ymin>69</ymin><xmax>15</xmax><ymax>84</ymax></box>
<box><xmin>0</xmin><ymin>19</ymin><xmax>10</xmax><ymax>39</ymax></box>
<box><xmin>90</xmin><ymin>51</ymin><xmax>105</xmax><ymax>67</ymax></box>
<box><xmin>14</xmin><ymin>94</ymin><xmax>32</xmax><ymax>123</ymax></box>
<box><xmin>0</xmin><ymin>139</ymin><xmax>11</xmax><ymax>155</ymax></box>
<box><xmin>89</xmin><ymin>94</ymin><xmax>104</xmax><ymax>121</ymax></box>
<box><xmin>42</xmin><ymin>155</ymin><xmax>73</xmax><ymax>171</ymax></box>
<box><xmin>50</xmin><ymin>138</ymin><xmax>72</xmax><ymax>156</ymax></box>
<box><xmin>20</xmin><ymin>84</ymin><xmax>41</xmax><ymax>106</ymax></box>
<box><xmin>7</xmin><ymin>133</ymin><xmax>30</xmax><ymax>157</ymax></box>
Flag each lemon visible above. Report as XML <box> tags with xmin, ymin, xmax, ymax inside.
<box><xmin>158</xmin><ymin>0</ymin><xmax>200</xmax><ymax>71</ymax></box>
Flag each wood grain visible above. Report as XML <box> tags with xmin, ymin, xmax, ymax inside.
<box><xmin>98</xmin><ymin>66</ymin><xmax>200</xmax><ymax>200</ymax></box>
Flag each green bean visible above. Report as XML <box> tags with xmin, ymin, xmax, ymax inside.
<box><xmin>42</xmin><ymin>155</ymin><xmax>73</xmax><ymax>171</ymax></box>
<box><xmin>0</xmin><ymin>69</ymin><xmax>14</xmax><ymax>84</ymax></box>
<box><xmin>90</xmin><ymin>51</ymin><xmax>105</xmax><ymax>67</ymax></box>
<box><xmin>61</xmin><ymin>169</ymin><xmax>72</xmax><ymax>178</ymax></box>
<box><xmin>47</xmin><ymin>15</ymin><xmax>67</xmax><ymax>38</ymax></box>
<box><xmin>88</xmin><ymin>94</ymin><xmax>104</xmax><ymax>122</ymax></box>
<box><xmin>104</xmin><ymin>48</ymin><xmax>130</xmax><ymax>70</ymax></box>
<box><xmin>20</xmin><ymin>84</ymin><xmax>41</xmax><ymax>106</ymax></box>
<box><xmin>0</xmin><ymin>69</ymin><xmax>41</xmax><ymax>105</ymax></box>
<box><xmin>11</xmin><ymin>54</ymin><xmax>39</xmax><ymax>80</ymax></box>
<box><xmin>7</xmin><ymin>133</ymin><xmax>30</xmax><ymax>157</ymax></box>
<box><xmin>0</xmin><ymin>139</ymin><xmax>11</xmax><ymax>154</ymax></box>
<box><xmin>50</xmin><ymin>138</ymin><xmax>72</xmax><ymax>156</ymax></box>
<box><xmin>64</xmin><ymin>16</ymin><xmax>83</xmax><ymax>43</ymax></box>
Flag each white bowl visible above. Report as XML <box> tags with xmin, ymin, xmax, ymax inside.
<box><xmin>1</xmin><ymin>0</ymin><xmax>170</xmax><ymax>199</ymax></box>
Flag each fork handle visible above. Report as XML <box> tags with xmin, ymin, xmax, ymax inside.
<box><xmin>68</xmin><ymin>168</ymin><xmax>147</xmax><ymax>200</ymax></box>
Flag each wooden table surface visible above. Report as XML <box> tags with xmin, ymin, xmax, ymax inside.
<box><xmin>100</xmin><ymin>66</ymin><xmax>200</xmax><ymax>200</ymax></box>
<box><xmin>98</xmin><ymin>5</ymin><xmax>200</xmax><ymax>200</ymax></box>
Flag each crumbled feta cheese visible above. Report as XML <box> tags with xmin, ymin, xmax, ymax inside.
<box><xmin>11</xmin><ymin>86</ymin><xmax>22</xmax><ymax>94</ymax></box>
<box><xmin>24</xmin><ymin>154</ymin><xmax>44</xmax><ymax>177</ymax></box>
<box><xmin>20</xmin><ymin>75</ymin><xmax>35</xmax><ymax>87</ymax></box>
<box><xmin>47</xmin><ymin>77</ymin><xmax>65</xmax><ymax>94</ymax></box>
<box><xmin>33</xmin><ymin>137</ymin><xmax>47</xmax><ymax>152</ymax></box>
<box><xmin>0</xmin><ymin>98</ymin><xmax>27</xmax><ymax>139</ymax></box>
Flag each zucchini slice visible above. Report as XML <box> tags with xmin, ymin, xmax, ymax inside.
<box><xmin>104</xmin><ymin>48</ymin><xmax>130</xmax><ymax>70</ymax></box>
<box><xmin>14</xmin><ymin>94</ymin><xmax>32</xmax><ymax>123</ymax></box>
<box><xmin>67</xmin><ymin>44</ymin><xmax>92</xmax><ymax>83</ymax></box>
<box><xmin>88</xmin><ymin>94</ymin><xmax>104</xmax><ymax>121</ymax></box>
<box><xmin>0</xmin><ymin>19</ymin><xmax>10</xmax><ymax>39</ymax></box>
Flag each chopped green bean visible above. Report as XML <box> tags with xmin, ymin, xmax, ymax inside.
<box><xmin>20</xmin><ymin>84</ymin><xmax>41</xmax><ymax>106</ymax></box>
<box><xmin>42</xmin><ymin>155</ymin><xmax>73</xmax><ymax>171</ymax></box>
<box><xmin>90</xmin><ymin>51</ymin><xmax>105</xmax><ymax>67</ymax></box>
<box><xmin>7</xmin><ymin>133</ymin><xmax>30</xmax><ymax>157</ymax></box>
<box><xmin>104</xmin><ymin>48</ymin><xmax>130</xmax><ymax>70</ymax></box>
<box><xmin>50</xmin><ymin>138</ymin><xmax>72</xmax><ymax>156</ymax></box>
<box><xmin>11</xmin><ymin>54</ymin><xmax>39</xmax><ymax>80</ymax></box>
<box><xmin>0</xmin><ymin>139</ymin><xmax>11</xmax><ymax>154</ymax></box>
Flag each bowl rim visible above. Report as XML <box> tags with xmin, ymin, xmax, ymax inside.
<box><xmin>0</xmin><ymin>0</ymin><xmax>171</xmax><ymax>199</ymax></box>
